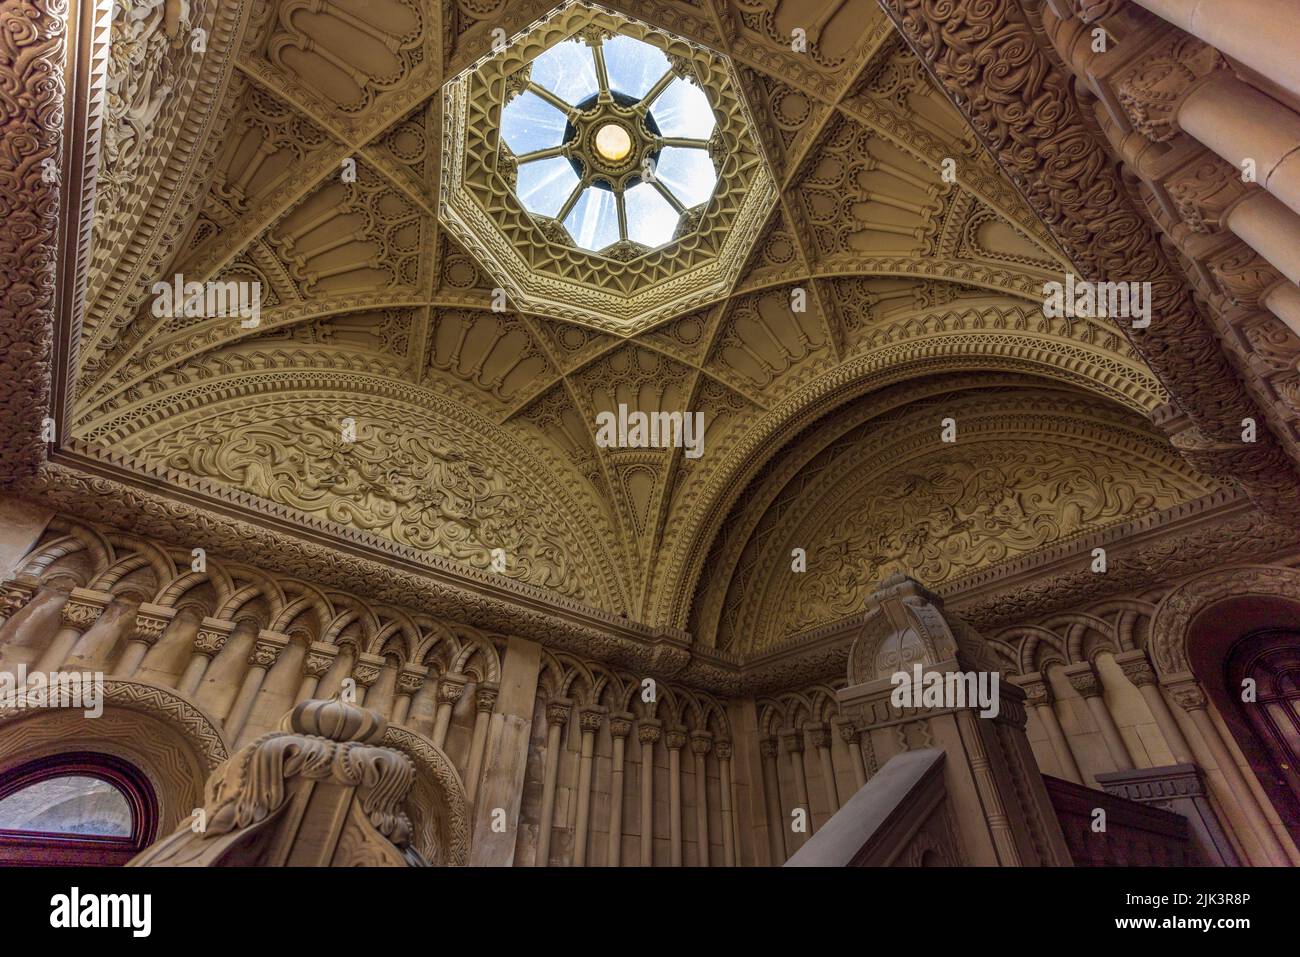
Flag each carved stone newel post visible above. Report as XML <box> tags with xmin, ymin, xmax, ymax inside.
<box><xmin>836</xmin><ymin>574</ymin><xmax>1072</xmax><ymax>867</ymax></box>
<box><xmin>131</xmin><ymin>697</ymin><xmax>434</xmax><ymax>866</ymax></box>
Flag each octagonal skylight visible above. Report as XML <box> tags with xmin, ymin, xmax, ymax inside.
<box><xmin>500</xmin><ymin>33</ymin><xmax>719</xmax><ymax>254</ymax></box>
<box><xmin>440</xmin><ymin>0</ymin><xmax>779</xmax><ymax>333</ymax></box>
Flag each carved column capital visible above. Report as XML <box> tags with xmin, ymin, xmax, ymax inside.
<box><xmin>194</xmin><ymin>617</ymin><xmax>235</xmax><ymax>658</ymax></box>
<box><xmin>1168</xmin><ymin>680</ymin><xmax>1208</xmax><ymax>712</ymax></box>
<box><xmin>303</xmin><ymin>642</ymin><xmax>338</xmax><ymax>678</ymax></box>
<box><xmin>475</xmin><ymin>682</ymin><xmax>499</xmax><ymax>712</ymax></box>
<box><xmin>1115</xmin><ymin>652</ymin><xmax>1158</xmax><ymax>687</ymax></box>
<box><xmin>395</xmin><ymin>663</ymin><xmax>427</xmax><ymax>696</ymax></box>
<box><xmin>780</xmin><ymin>728</ymin><xmax>804</xmax><ymax>754</ymax></box>
<box><xmin>436</xmin><ymin>674</ymin><xmax>468</xmax><ymax>706</ymax></box>
<box><xmin>637</xmin><ymin>718</ymin><xmax>662</xmax><ymax>745</ymax></box>
<box><xmin>1115</xmin><ymin>36</ymin><xmax>1226</xmax><ymax>142</ymax></box>
<box><xmin>578</xmin><ymin>705</ymin><xmax>607</xmax><ymax>733</ymax></box>
<box><xmin>249</xmin><ymin>631</ymin><xmax>290</xmax><ymax>669</ymax></box>
<box><xmin>352</xmin><ymin>652</ymin><xmax>386</xmax><ymax>689</ymax></box>
<box><xmin>806</xmin><ymin>721</ymin><xmax>831</xmax><ymax>750</ymax></box>
<box><xmin>61</xmin><ymin>588</ymin><xmax>113</xmax><ymax>631</ymax></box>
<box><xmin>130</xmin><ymin>603</ymin><xmax>175</xmax><ymax>646</ymax></box>
<box><xmin>689</xmin><ymin>730</ymin><xmax>713</xmax><ymax>755</ymax></box>
<box><xmin>546</xmin><ymin>698</ymin><xmax>573</xmax><ymax>727</ymax></box>
<box><xmin>714</xmin><ymin>739</ymin><xmax>733</xmax><ymax>761</ymax></box>
<box><xmin>836</xmin><ymin>720</ymin><xmax>859</xmax><ymax>744</ymax></box>
<box><xmin>664</xmin><ymin>727</ymin><xmax>688</xmax><ymax>751</ymax></box>
<box><xmin>0</xmin><ymin>580</ymin><xmax>38</xmax><ymax>621</ymax></box>
<box><xmin>1064</xmin><ymin>664</ymin><xmax>1103</xmax><ymax>699</ymax></box>
<box><xmin>759</xmin><ymin>736</ymin><xmax>779</xmax><ymax>759</ymax></box>
<box><xmin>609</xmin><ymin>712</ymin><xmax>634</xmax><ymax>739</ymax></box>
<box><xmin>1015</xmin><ymin>672</ymin><xmax>1054</xmax><ymax>706</ymax></box>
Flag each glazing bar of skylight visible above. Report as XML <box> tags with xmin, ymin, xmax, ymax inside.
<box><xmin>529</xmin><ymin>39</ymin><xmax>600</xmax><ymax>105</ymax></box>
<box><xmin>517</xmin><ymin>157</ymin><xmax>582</xmax><ymax>217</ymax></box>
<box><xmin>652</xmin><ymin>179</ymin><xmax>686</xmax><ymax>214</ymax></box>
<box><xmin>638</xmin><ymin>69</ymin><xmax>676</xmax><ymax>114</ymax></box>
<box><xmin>528</xmin><ymin>82</ymin><xmax>576</xmax><ymax>116</ymax></box>
<box><xmin>556</xmin><ymin>180</ymin><xmax>585</xmax><ymax>222</ymax></box>
<box><xmin>602</xmin><ymin>35</ymin><xmax>672</xmax><ymax>99</ymax></box>
<box><xmin>591</xmin><ymin>40</ymin><xmax>612</xmax><ymax>98</ymax></box>
<box><xmin>516</xmin><ymin>144</ymin><xmax>571</xmax><ymax>163</ymax></box>
<box><xmin>656</xmin><ymin>146</ymin><xmax>717</xmax><ymax>208</ymax></box>
<box><xmin>501</xmin><ymin>90</ymin><xmax>570</xmax><ymax>154</ymax></box>
<box><xmin>624</xmin><ymin>181</ymin><xmax>680</xmax><ymax>247</ymax></box>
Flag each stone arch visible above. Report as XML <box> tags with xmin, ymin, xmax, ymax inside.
<box><xmin>0</xmin><ymin>679</ymin><xmax>229</xmax><ymax>837</ymax></box>
<box><xmin>1147</xmin><ymin>565</ymin><xmax>1300</xmax><ymax>680</ymax></box>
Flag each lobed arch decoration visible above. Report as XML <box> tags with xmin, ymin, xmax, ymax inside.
<box><xmin>1</xmin><ymin>515</ymin><xmax>506</xmax><ymax>693</ymax></box>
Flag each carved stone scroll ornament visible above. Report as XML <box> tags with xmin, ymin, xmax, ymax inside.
<box><xmin>875</xmin><ymin>0</ymin><xmax>1300</xmax><ymax>521</ymax></box>
<box><xmin>130</xmin><ymin>697</ymin><xmax>436</xmax><ymax>867</ymax></box>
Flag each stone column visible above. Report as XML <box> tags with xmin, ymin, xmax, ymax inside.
<box><xmin>224</xmin><ymin>630</ymin><xmax>289</xmax><ymax>743</ymax></box>
<box><xmin>1115</xmin><ymin>43</ymin><xmax>1300</xmax><ymax>222</ymax></box>
<box><xmin>350</xmin><ymin>653</ymin><xmax>384</xmax><ymax>706</ymax></box>
<box><xmin>607</xmin><ymin>712</ymin><xmax>633</xmax><ymax>866</ymax></box>
<box><xmin>178</xmin><ymin>617</ymin><xmax>233</xmax><ymax>697</ymax></box>
<box><xmin>716</xmin><ymin>739</ymin><xmax>736</xmax><ymax>866</ymax></box>
<box><xmin>572</xmin><ymin>706</ymin><xmax>605</xmax><ymax>866</ymax></box>
<box><xmin>637</xmin><ymin>719</ymin><xmax>661</xmax><ymax>866</ymax></box>
<box><xmin>1222</xmin><ymin>190</ymin><xmax>1300</xmax><ymax>285</ymax></box>
<box><xmin>390</xmin><ymin>664</ymin><xmax>427</xmax><ymax>726</ymax></box>
<box><xmin>295</xmin><ymin>643</ymin><xmax>337</xmax><ymax>704</ymax></box>
<box><xmin>1114</xmin><ymin>651</ymin><xmax>1195</xmax><ymax>764</ymax></box>
<box><xmin>807</xmin><ymin>722</ymin><xmax>840</xmax><ymax>814</ymax></box>
<box><xmin>759</xmin><ymin>736</ymin><xmax>786</xmax><ymax>864</ymax></box>
<box><xmin>471</xmin><ymin>636</ymin><xmax>542</xmax><ymax>867</ymax></box>
<box><xmin>431</xmin><ymin>674</ymin><xmax>468</xmax><ymax>749</ymax></box>
<box><xmin>1263</xmin><ymin>279</ymin><xmax>1300</xmax><ymax>336</ymax></box>
<box><xmin>1017</xmin><ymin>672</ymin><xmax>1084</xmax><ymax>783</ymax></box>
<box><xmin>34</xmin><ymin>588</ymin><xmax>111</xmax><ymax>672</ymax></box>
<box><xmin>535</xmin><ymin>698</ymin><xmax>572</xmax><ymax>867</ymax></box>
<box><xmin>1064</xmin><ymin>662</ymin><xmax>1135</xmax><ymax>772</ymax></box>
<box><xmin>665</xmin><ymin>726</ymin><xmax>687</xmax><ymax>866</ymax></box>
<box><xmin>836</xmin><ymin>720</ymin><xmax>868</xmax><ymax>792</ymax></box>
<box><xmin>690</xmin><ymin>730</ymin><xmax>713</xmax><ymax>866</ymax></box>
<box><xmin>113</xmin><ymin>604</ymin><xmax>174</xmax><ymax>678</ymax></box>
<box><xmin>781</xmin><ymin>727</ymin><xmax>812</xmax><ymax>840</ymax></box>
<box><xmin>1130</xmin><ymin>0</ymin><xmax>1300</xmax><ymax>101</ymax></box>
<box><xmin>463</xmin><ymin>683</ymin><xmax>499</xmax><ymax>804</ymax></box>
<box><xmin>1167</xmin><ymin>681</ymin><xmax>1291</xmax><ymax>865</ymax></box>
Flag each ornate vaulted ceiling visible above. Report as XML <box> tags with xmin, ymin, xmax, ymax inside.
<box><xmin>14</xmin><ymin>0</ymin><xmax>1293</xmax><ymax>668</ymax></box>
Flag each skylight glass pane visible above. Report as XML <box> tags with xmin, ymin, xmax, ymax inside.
<box><xmin>624</xmin><ymin>182</ymin><xmax>680</xmax><ymax>248</ymax></box>
<box><xmin>656</xmin><ymin>147</ymin><xmax>717</xmax><ymax>208</ymax></box>
<box><xmin>650</xmin><ymin>77</ymin><xmax>715</xmax><ymax>139</ymax></box>
<box><xmin>529</xmin><ymin>40</ymin><xmax>600</xmax><ymax>106</ymax></box>
<box><xmin>563</xmin><ymin>187</ymin><xmax>621</xmax><ymax>251</ymax></box>
<box><xmin>516</xmin><ymin>157</ymin><xmax>581</xmax><ymax>218</ymax></box>
<box><xmin>602</xmin><ymin>35</ymin><xmax>671</xmax><ymax>100</ymax></box>
<box><xmin>501</xmin><ymin>91</ymin><xmax>569</xmax><ymax>156</ymax></box>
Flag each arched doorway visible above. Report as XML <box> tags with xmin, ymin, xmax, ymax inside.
<box><xmin>1224</xmin><ymin>629</ymin><xmax>1300</xmax><ymax>844</ymax></box>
